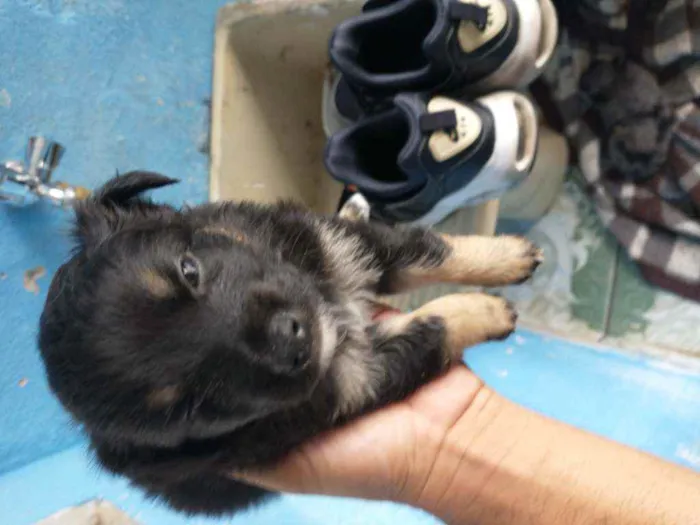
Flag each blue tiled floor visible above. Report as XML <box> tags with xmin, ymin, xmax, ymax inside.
<box><xmin>468</xmin><ymin>331</ymin><xmax>700</xmax><ymax>469</ymax></box>
<box><xmin>3</xmin><ymin>330</ymin><xmax>699</xmax><ymax>524</ymax></box>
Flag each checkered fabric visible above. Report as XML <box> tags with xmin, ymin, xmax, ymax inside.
<box><xmin>536</xmin><ymin>0</ymin><xmax>700</xmax><ymax>299</ymax></box>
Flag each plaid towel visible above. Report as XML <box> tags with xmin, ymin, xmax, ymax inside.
<box><xmin>535</xmin><ymin>0</ymin><xmax>700</xmax><ymax>300</ymax></box>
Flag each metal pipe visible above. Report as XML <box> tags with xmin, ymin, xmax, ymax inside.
<box><xmin>1</xmin><ymin>137</ymin><xmax>89</xmax><ymax>208</ymax></box>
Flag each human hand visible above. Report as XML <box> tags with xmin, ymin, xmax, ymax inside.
<box><xmin>235</xmin><ymin>362</ymin><xmax>700</xmax><ymax>525</ymax></box>
<box><xmin>236</xmin><ymin>365</ymin><xmax>485</xmax><ymax>504</ymax></box>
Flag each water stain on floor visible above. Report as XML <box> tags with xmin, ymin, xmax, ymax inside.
<box><xmin>23</xmin><ymin>266</ymin><xmax>46</xmax><ymax>295</ymax></box>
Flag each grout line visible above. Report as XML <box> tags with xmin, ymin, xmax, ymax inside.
<box><xmin>599</xmin><ymin>243</ymin><xmax>620</xmax><ymax>343</ymax></box>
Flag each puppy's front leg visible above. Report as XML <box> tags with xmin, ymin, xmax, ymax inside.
<box><xmin>333</xmin><ymin>294</ymin><xmax>515</xmax><ymax>418</ymax></box>
<box><xmin>389</xmin><ymin>234</ymin><xmax>543</xmax><ymax>292</ymax></box>
<box><xmin>334</xmin><ymin>221</ymin><xmax>542</xmax><ymax>293</ymax></box>
<box><xmin>379</xmin><ymin>293</ymin><xmax>517</xmax><ymax>356</ymax></box>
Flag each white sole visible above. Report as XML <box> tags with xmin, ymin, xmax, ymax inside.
<box><xmin>472</xmin><ymin>0</ymin><xmax>558</xmax><ymax>91</ymax></box>
<box><xmin>408</xmin><ymin>91</ymin><xmax>538</xmax><ymax>227</ymax></box>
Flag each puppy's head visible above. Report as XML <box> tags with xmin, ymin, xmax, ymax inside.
<box><xmin>39</xmin><ymin>172</ymin><xmax>332</xmax><ymax>448</ymax></box>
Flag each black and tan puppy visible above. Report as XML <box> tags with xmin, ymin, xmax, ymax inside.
<box><xmin>39</xmin><ymin>172</ymin><xmax>541</xmax><ymax>516</ymax></box>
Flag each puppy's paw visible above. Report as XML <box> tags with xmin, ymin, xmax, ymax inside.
<box><xmin>490</xmin><ymin>236</ymin><xmax>543</xmax><ymax>286</ymax></box>
<box><xmin>486</xmin><ymin>298</ymin><xmax>518</xmax><ymax>341</ymax></box>
<box><xmin>427</xmin><ymin>234</ymin><xmax>543</xmax><ymax>288</ymax></box>
<box><xmin>393</xmin><ymin>293</ymin><xmax>518</xmax><ymax>360</ymax></box>
<box><xmin>338</xmin><ymin>192</ymin><xmax>370</xmax><ymax>222</ymax></box>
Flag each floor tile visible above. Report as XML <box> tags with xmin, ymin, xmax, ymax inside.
<box><xmin>493</xmin><ymin>178</ymin><xmax>619</xmax><ymax>339</ymax></box>
<box><xmin>466</xmin><ymin>330</ymin><xmax>700</xmax><ymax>472</ymax></box>
<box><xmin>607</xmin><ymin>250</ymin><xmax>700</xmax><ymax>357</ymax></box>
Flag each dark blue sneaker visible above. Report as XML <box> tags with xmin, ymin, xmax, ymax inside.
<box><xmin>328</xmin><ymin>0</ymin><xmax>558</xmax><ymax>121</ymax></box>
<box><xmin>325</xmin><ymin>91</ymin><xmax>538</xmax><ymax>225</ymax></box>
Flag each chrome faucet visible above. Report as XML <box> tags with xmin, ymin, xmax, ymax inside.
<box><xmin>1</xmin><ymin>137</ymin><xmax>90</xmax><ymax>208</ymax></box>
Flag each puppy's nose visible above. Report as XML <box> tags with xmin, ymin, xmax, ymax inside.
<box><xmin>269</xmin><ymin>311</ymin><xmax>311</xmax><ymax>369</ymax></box>
<box><xmin>270</xmin><ymin>311</ymin><xmax>307</xmax><ymax>340</ymax></box>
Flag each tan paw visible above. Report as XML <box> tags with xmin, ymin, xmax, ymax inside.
<box><xmin>393</xmin><ymin>234</ymin><xmax>543</xmax><ymax>290</ymax></box>
<box><xmin>382</xmin><ymin>293</ymin><xmax>518</xmax><ymax>360</ymax></box>
<box><xmin>437</xmin><ymin>294</ymin><xmax>517</xmax><ymax>358</ymax></box>
<box><xmin>480</xmin><ymin>235</ymin><xmax>543</xmax><ymax>286</ymax></box>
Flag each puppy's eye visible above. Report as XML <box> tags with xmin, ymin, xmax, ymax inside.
<box><xmin>179</xmin><ymin>255</ymin><xmax>200</xmax><ymax>289</ymax></box>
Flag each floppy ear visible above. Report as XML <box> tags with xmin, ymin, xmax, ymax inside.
<box><xmin>74</xmin><ymin>171</ymin><xmax>179</xmax><ymax>253</ymax></box>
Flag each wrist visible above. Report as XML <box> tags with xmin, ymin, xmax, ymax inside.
<box><xmin>406</xmin><ymin>388</ymin><xmax>533</xmax><ymax>523</ymax></box>
<box><xmin>399</xmin><ymin>380</ymin><xmax>700</xmax><ymax>525</ymax></box>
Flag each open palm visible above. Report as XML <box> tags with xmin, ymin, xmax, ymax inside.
<box><xmin>239</xmin><ymin>366</ymin><xmax>484</xmax><ymax>503</ymax></box>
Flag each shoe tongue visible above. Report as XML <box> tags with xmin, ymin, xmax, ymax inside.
<box><xmin>424</xmin><ymin>0</ymin><xmax>509</xmax><ymax>58</ymax></box>
<box><xmin>395</xmin><ymin>94</ymin><xmax>483</xmax><ymax>167</ymax></box>
<box><xmin>453</xmin><ymin>0</ymin><xmax>509</xmax><ymax>53</ymax></box>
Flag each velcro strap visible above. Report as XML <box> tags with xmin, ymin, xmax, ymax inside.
<box><xmin>448</xmin><ymin>1</ymin><xmax>489</xmax><ymax>30</ymax></box>
<box><xmin>419</xmin><ymin>110</ymin><xmax>458</xmax><ymax>134</ymax></box>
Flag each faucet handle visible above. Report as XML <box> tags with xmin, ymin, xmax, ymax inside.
<box><xmin>25</xmin><ymin>136</ymin><xmax>45</xmax><ymax>180</ymax></box>
<box><xmin>25</xmin><ymin>136</ymin><xmax>64</xmax><ymax>183</ymax></box>
<box><xmin>40</xmin><ymin>141</ymin><xmax>65</xmax><ymax>183</ymax></box>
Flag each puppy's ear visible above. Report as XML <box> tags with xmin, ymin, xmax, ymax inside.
<box><xmin>74</xmin><ymin>171</ymin><xmax>179</xmax><ymax>252</ymax></box>
<box><xmin>92</xmin><ymin>438</ymin><xmax>271</xmax><ymax>513</ymax></box>
<box><xmin>93</xmin><ymin>437</ymin><xmax>221</xmax><ymax>485</ymax></box>
<box><xmin>95</xmin><ymin>170</ymin><xmax>178</xmax><ymax>205</ymax></box>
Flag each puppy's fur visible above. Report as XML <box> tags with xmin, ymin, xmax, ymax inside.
<box><xmin>39</xmin><ymin>172</ymin><xmax>541</xmax><ymax>516</ymax></box>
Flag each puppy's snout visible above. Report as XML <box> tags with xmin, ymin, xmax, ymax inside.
<box><xmin>270</xmin><ymin>311</ymin><xmax>306</xmax><ymax>341</ymax></box>
<box><xmin>268</xmin><ymin>311</ymin><xmax>311</xmax><ymax>371</ymax></box>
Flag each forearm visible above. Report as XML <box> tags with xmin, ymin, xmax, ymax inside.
<box><xmin>413</xmin><ymin>388</ymin><xmax>700</xmax><ymax>525</ymax></box>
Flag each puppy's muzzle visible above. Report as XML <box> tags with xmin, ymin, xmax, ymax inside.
<box><xmin>268</xmin><ymin>310</ymin><xmax>312</xmax><ymax>373</ymax></box>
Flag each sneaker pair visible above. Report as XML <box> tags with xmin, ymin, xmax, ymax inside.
<box><xmin>322</xmin><ymin>0</ymin><xmax>558</xmax><ymax>226</ymax></box>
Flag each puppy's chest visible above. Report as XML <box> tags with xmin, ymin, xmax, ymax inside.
<box><xmin>320</xmin><ymin>229</ymin><xmax>381</xmax><ymax>339</ymax></box>
<box><xmin>317</xmin><ymin>223</ymin><xmax>379</xmax><ymax>293</ymax></box>
<box><xmin>318</xmin><ymin>230</ymin><xmax>386</xmax><ymax>417</ymax></box>
<box><xmin>324</xmin><ymin>288</ymin><xmax>384</xmax><ymax>418</ymax></box>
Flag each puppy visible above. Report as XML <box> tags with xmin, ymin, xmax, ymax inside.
<box><xmin>39</xmin><ymin>172</ymin><xmax>541</xmax><ymax>516</ymax></box>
